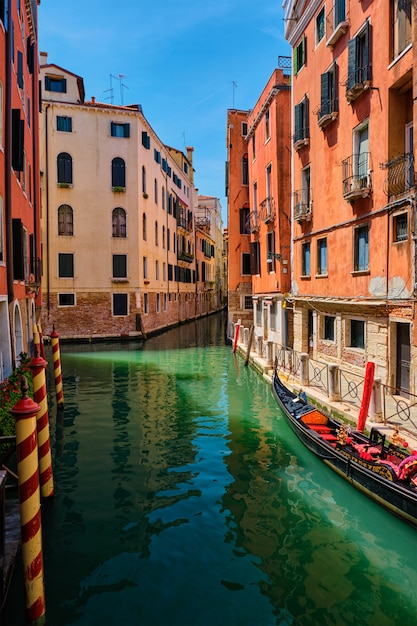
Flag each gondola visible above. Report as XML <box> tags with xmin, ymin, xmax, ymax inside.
<box><xmin>272</xmin><ymin>370</ymin><xmax>417</xmax><ymax>527</ymax></box>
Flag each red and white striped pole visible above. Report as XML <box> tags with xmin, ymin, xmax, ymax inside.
<box><xmin>50</xmin><ymin>327</ymin><xmax>64</xmax><ymax>408</ymax></box>
<box><xmin>30</xmin><ymin>355</ymin><xmax>54</xmax><ymax>498</ymax></box>
<box><xmin>10</xmin><ymin>376</ymin><xmax>46</xmax><ymax>624</ymax></box>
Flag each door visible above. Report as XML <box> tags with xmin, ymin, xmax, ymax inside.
<box><xmin>396</xmin><ymin>322</ymin><xmax>410</xmax><ymax>397</ymax></box>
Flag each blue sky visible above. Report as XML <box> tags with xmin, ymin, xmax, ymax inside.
<box><xmin>39</xmin><ymin>0</ymin><xmax>291</xmax><ymax>222</ymax></box>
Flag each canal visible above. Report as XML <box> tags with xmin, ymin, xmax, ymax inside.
<box><xmin>3</xmin><ymin>313</ymin><xmax>417</xmax><ymax>626</ymax></box>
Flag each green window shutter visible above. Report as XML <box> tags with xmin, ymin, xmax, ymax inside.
<box><xmin>302</xmin><ymin>35</ymin><xmax>306</xmax><ymax>67</ymax></box>
<box><xmin>320</xmin><ymin>71</ymin><xmax>330</xmax><ymax>117</ymax></box>
<box><xmin>346</xmin><ymin>37</ymin><xmax>357</xmax><ymax>91</ymax></box>
<box><xmin>294</xmin><ymin>102</ymin><xmax>302</xmax><ymax>142</ymax></box>
<box><xmin>124</xmin><ymin>123</ymin><xmax>130</xmax><ymax>138</ymax></box>
<box><xmin>363</xmin><ymin>21</ymin><xmax>371</xmax><ymax>81</ymax></box>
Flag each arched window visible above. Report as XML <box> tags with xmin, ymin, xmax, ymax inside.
<box><xmin>142</xmin><ymin>166</ymin><xmax>146</xmax><ymax>193</ymax></box>
<box><xmin>155</xmin><ymin>221</ymin><xmax>158</xmax><ymax>246</ymax></box>
<box><xmin>112</xmin><ymin>207</ymin><xmax>126</xmax><ymax>237</ymax></box>
<box><xmin>154</xmin><ymin>178</ymin><xmax>158</xmax><ymax>204</ymax></box>
<box><xmin>142</xmin><ymin>213</ymin><xmax>147</xmax><ymax>241</ymax></box>
<box><xmin>112</xmin><ymin>157</ymin><xmax>125</xmax><ymax>188</ymax></box>
<box><xmin>162</xmin><ymin>225</ymin><xmax>165</xmax><ymax>249</ymax></box>
<box><xmin>57</xmin><ymin>152</ymin><xmax>72</xmax><ymax>184</ymax></box>
<box><xmin>58</xmin><ymin>204</ymin><xmax>73</xmax><ymax>236</ymax></box>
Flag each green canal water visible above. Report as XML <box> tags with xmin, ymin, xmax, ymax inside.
<box><xmin>3</xmin><ymin>314</ymin><xmax>417</xmax><ymax>626</ymax></box>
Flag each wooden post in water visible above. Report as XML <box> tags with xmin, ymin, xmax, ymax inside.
<box><xmin>30</xmin><ymin>355</ymin><xmax>54</xmax><ymax>498</ymax></box>
<box><xmin>50</xmin><ymin>327</ymin><xmax>64</xmax><ymax>408</ymax></box>
<box><xmin>10</xmin><ymin>377</ymin><xmax>46</xmax><ymax>625</ymax></box>
<box><xmin>244</xmin><ymin>325</ymin><xmax>254</xmax><ymax>366</ymax></box>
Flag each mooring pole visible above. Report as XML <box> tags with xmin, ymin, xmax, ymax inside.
<box><xmin>10</xmin><ymin>377</ymin><xmax>46</xmax><ymax>625</ymax></box>
<box><xmin>37</xmin><ymin>323</ymin><xmax>46</xmax><ymax>361</ymax></box>
<box><xmin>30</xmin><ymin>355</ymin><xmax>54</xmax><ymax>498</ymax></box>
<box><xmin>50</xmin><ymin>327</ymin><xmax>64</xmax><ymax>408</ymax></box>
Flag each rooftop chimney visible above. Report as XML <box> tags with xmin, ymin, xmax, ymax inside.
<box><xmin>40</xmin><ymin>51</ymin><xmax>48</xmax><ymax>65</ymax></box>
<box><xmin>186</xmin><ymin>146</ymin><xmax>194</xmax><ymax>165</ymax></box>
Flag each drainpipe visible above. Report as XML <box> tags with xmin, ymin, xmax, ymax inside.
<box><xmin>5</xmin><ymin>7</ymin><xmax>14</xmax><ymax>304</ymax></box>
<box><xmin>31</xmin><ymin>42</ymin><xmax>40</xmax><ymax>310</ymax></box>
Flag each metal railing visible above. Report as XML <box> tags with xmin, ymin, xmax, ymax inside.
<box><xmin>381</xmin><ymin>152</ymin><xmax>415</xmax><ymax>197</ymax></box>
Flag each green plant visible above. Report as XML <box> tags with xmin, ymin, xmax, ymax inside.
<box><xmin>112</xmin><ymin>186</ymin><xmax>126</xmax><ymax>192</ymax></box>
<box><xmin>142</xmin><ymin>192</ymin><xmax>149</xmax><ymax>199</ymax></box>
<box><xmin>0</xmin><ymin>354</ymin><xmax>33</xmax><ymax>454</ymax></box>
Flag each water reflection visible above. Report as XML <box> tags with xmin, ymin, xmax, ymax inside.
<box><xmin>3</xmin><ymin>314</ymin><xmax>417</xmax><ymax>626</ymax></box>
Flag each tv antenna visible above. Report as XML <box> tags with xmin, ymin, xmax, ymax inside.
<box><xmin>231</xmin><ymin>81</ymin><xmax>237</xmax><ymax>107</ymax></box>
<box><xmin>104</xmin><ymin>74</ymin><xmax>129</xmax><ymax>105</ymax></box>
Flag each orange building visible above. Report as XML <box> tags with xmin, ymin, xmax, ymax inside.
<box><xmin>0</xmin><ymin>0</ymin><xmax>41</xmax><ymax>380</ymax></box>
<box><xmin>246</xmin><ymin>65</ymin><xmax>292</xmax><ymax>358</ymax></box>
<box><xmin>226</xmin><ymin>109</ymin><xmax>253</xmax><ymax>328</ymax></box>
<box><xmin>226</xmin><ymin>62</ymin><xmax>292</xmax><ymax>357</ymax></box>
<box><xmin>284</xmin><ymin>0</ymin><xmax>415</xmax><ymax>394</ymax></box>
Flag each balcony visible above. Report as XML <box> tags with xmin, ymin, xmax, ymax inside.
<box><xmin>342</xmin><ymin>153</ymin><xmax>372</xmax><ymax>202</ymax></box>
<box><xmin>326</xmin><ymin>1</ymin><xmax>349</xmax><ymax>49</ymax></box>
<box><xmin>344</xmin><ymin>66</ymin><xmax>372</xmax><ymax>103</ymax></box>
<box><xmin>381</xmin><ymin>152</ymin><xmax>415</xmax><ymax>198</ymax></box>
<box><xmin>177</xmin><ymin>251</ymin><xmax>194</xmax><ymax>263</ymax></box>
<box><xmin>195</xmin><ymin>216</ymin><xmax>211</xmax><ymax>233</ymax></box>
<box><xmin>24</xmin><ymin>257</ymin><xmax>41</xmax><ymax>294</ymax></box>
<box><xmin>259</xmin><ymin>197</ymin><xmax>275</xmax><ymax>223</ymax></box>
<box><xmin>293</xmin><ymin>127</ymin><xmax>310</xmax><ymax>152</ymax></box>
<box><xmin>317</xmin><ymin>98</ymin><xmax>338</xmax><ymax>130</ymax></box>
<box><xmin>293</xmin><ymin>189</ymin><xmax>312</xmax><ymax>222</ymax></box>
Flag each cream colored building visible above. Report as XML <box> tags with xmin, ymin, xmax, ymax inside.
<box><xmin>39</xmin><ymin>53</ymin><xmax>198</xmax><ymax>339</ymax></box>
<box><xmin>196</xmin><ymin>195</ymin><xmax>225</xmax><ymax>311</ymax></box>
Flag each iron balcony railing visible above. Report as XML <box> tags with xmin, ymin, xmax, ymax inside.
<box><xmin>342</xmin><ymin>153</ymin><xmax>372</xmax><ymax>200</ymax></box>
<box><xmin>24</xmin><ymin>256</ymin><xmax>41</xmax><ymax>285</ymax></box>
<box><xmin>344</xmin><ymin>65</ymin><xmax>372</xmax><ymax>101</ymax></box>
<box><xmin>381</xmin><ymin>152</ymin><xmax>415</xmax><ymax>198</ymax></box>
<box><xmin>259</xmin><ymin>197</ymin><xmax>275</xmax><ymax>223</ymax></box>
<box><xmin>177</xmin><ymin>251</ymin><xmax>194</xmax><ymax>263</ymax></box>
<box><xmin>293</xmin><ymin>188</ymin><xmax>312</xmax><ymax>221</ymax></box>
<box><xmin>317</xmin><ymin>98</ymin><xmax>339</xmax><ymax>129</ymax></box>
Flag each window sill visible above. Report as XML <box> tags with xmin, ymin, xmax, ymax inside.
<box><xmin>112</xmin><ymin>278</ymin><xmax>129</xmax><ymax>283</ymax></box>
<box><xmin>300</xmin><ymin>274</ymin><xmax>311</xmax><ymax>279</ymax></box>
<box><xmin>351</xmin><ymin>270</ymin><xmax>370</xmax><ymax>277</ymax></box>
<box><xmin>57</xmin><ymin>183</ymin><xmax>73</xmax><ymax>189</ymax></box>
<box><xmin>315</xmin><ymin>273</ymin><xmax>328</xmax><ymax>278</ymax></box>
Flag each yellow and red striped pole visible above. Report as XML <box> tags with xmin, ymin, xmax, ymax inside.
<box><xmin>33</xmin><ymin>324</ymin><xmax>40</xmax><ymax>358</ymax></box>
<box><xmin>10</xmin><ymin>376</ymin><xmax>46</xmax><ymax>624</ymax></box>
<box><xmin>50</xmin><ymin>327</ymin><xmax>64</xmax><ymax>408</ymax></box>
<box><xmin>37</xmin><ymin>323</ymin><xmax>46</xmax><ymax>361</ymax></box>
<box><xmin>30</xmin><ymin>355</ymin><xmax>54</xmax><ymax>498</ymax></box>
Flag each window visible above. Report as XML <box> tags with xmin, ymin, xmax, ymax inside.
<box><xmin>142</xmin><ymin>213</ymin><xmax>147</xmax><ymax>240</ymax></box>
<box><xmin>294</xmin><ymin>35</ymin><xmax>307</xmax><ymax>74</ymax></box>
<box><xmin>349</xmin><ymin>319</ymin><xmax>365</xmax><ymax>349</ymax></box>
<box><xmin>142</xmin><ymin>166</ymin><xmax>146</xmax><ymax>193</ymax></box>
<box><xmin>354</xmin><ymin>224</ymin><xmax>369</xmax><ymax>271</ymax></box>
<box><xmin>242</xmin><ymin>154</ymin><xmax>249</xmax><ymax>185</ymax></box>
<box><xmin>58</xmin><ymin>253</ymin><xmax>74</xmax><ymax>278</ymax></box>
<box><xmin>167</xmin><ymin>228</ymin><xmax>170</xmax><ymax>250</ymax></box>
<box><xmin>164</xmin><ymin>293</ymin><xmax>167</xmax><ymax>311</ymax></box>
<box><xmin>318</xmin><ymin>63</ymin><xmax>338</xmax><ymax>126</ymax></box>
<box><xmin>57</xmin><ymin>152</ymin><xmax>72</xmax><ymax>184</ymax></box>
<box><xmin>346</xmin><ymin>22</ymin><xmax>371</xmax><ymax>99</ymax></box>
<box><xmin>294</xmin><ymin>96</ymin><xmax>309</xmax><ymax>146</ymax></box>
<box><xmin>393</xmin><ymin>213</ymin><xmax>408</xmax><ymax>242</ymax></box>
<box><xmin>113</xmin><ymin>293</ymin><xmax>128</xmax><ymax>316</ymax></box>
<box><xmin>317</xmin><ymin>238</ymin><xmax>327</xmax><ymax>275</ymax></box>
<box><xmin>265</xmin><ymin>109</ymin><xmax>270</xmax><ymax>141</ymax></box>
<box><xmin>17</xmin><ymin>51</ymin><xmax>23</xmax><ymax>89</ymax></box>
<box><xmin>267</xmin><ymin>232</ymin><xmax>276</xmax><ymax>272</ymax></box>
<box><xmin>163</xmin><ymin>263</ymin><xmax>166</xmax><ymax>281</ymax></box>
<box><xmin>112</xmin><ymin>208</ymin><xmax>126</xmax><ymax>238</ymax></box>
<box><xmin>156</xmin><ymin>260</ymin><xmax>159</xmax><ymax>280</ymax></box>
<box><xmin>162</xmin><ymin>186</ymin><xmax>165</xmax><ymax>210</ymax></box>
<box><xmin>58</xmin><ymin>293</ymin><xmax>75</xmax><ymax>307</ymax></box>
<box><xmin>242</xmin><ymin>122</ymin><xmax>248</xmax><ymax>136</ymax></box>
<box><xmin>155</xmin><ymin>221</ymin><xmax>158</xmax><ymax>246</ymax></box>
<box><xmin>250</xmin><ymin>241</ymin><xmax>260</xmax><ymax>275</ymax></box>
<box><xmin>45</xmin><ymin>75</ymin><xmax>67</xmax><ymax>93</ymax></box>
<box><xmin>143</xmin><ymin>293</ymin><xmax>149</xmax><ymax>314</ymax></box>
<box><xmin>316</xmin><ymin>7</ymin><xmax>325</xmax><ymax>44</ymax></box>
<box><xmin>240</xmin><ymin>207</ymin><xmax>250</xmax><ymax>234</ymax></box>
<box><xmin>112</xmin><ymin>157</ymin><xmax>125</xmax><ymax>188</ymax></box>
<box><xmin>58</xmin><ymin>204</ymin><xmax>73</xmax><ymax>236</ymax></box>
<box><xmin>242</xmin><ymin>253</ymin><xmax>251</xmax><ymax>275</ymax></box>
<box><xmin>392</xmin><ymin>0</ymin><xmax>412</xmax><ymax>59</ymax></box>
<box><xmin>244</xmin><ymin>296</ymin><xmax>253</xmax><ymax>310</ymax></box>
<box><xmin>113</xmin><ymin>254</ymin><xmax>127</xmax><ymax>278</ymax></box>
<box><xmin>323</xmin><ymin>315</ymin><xmax>335</xmax><ymax>341</ymax></box>
<box><xmin>154</xmin><ymin>178</ymin><xmax>158</xmax><ymax>203</ymax></box>
<box><xmin>154</xmin><ymin>149</ymin><xmax>161</xmax><ymax>163</ymax></box>
<box><xmin>57</xmin><ymin>116</ymin><xmax>72</xmax><ymax>132</ymax></box>
<box><xmin>142</xmin><ymin>131</ymin><xmax>151</xmax><ymax>149</ymax></box>
<box><xmin>252</xmin><ymin>134</ymin><xmax>256</xmax><ymax>160</ymax></box>
<box><xmin>162</xmin><ymin>226</ymin><xmax>165</xmax><ymax>248</ymax></box>
<box><xmin>302</xmin><ymin>242</ymin><xmax>311</xmax><ymax>276</ymax></box>
<box><xmin>111</xmin><ymin>122</ymin><xmax>130</xmax><ymax>138</ymax></box>
<box><xmin>143</xmin><ymin>256</ymin><xmax>148</xmax><ymax>279</ymax></box>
